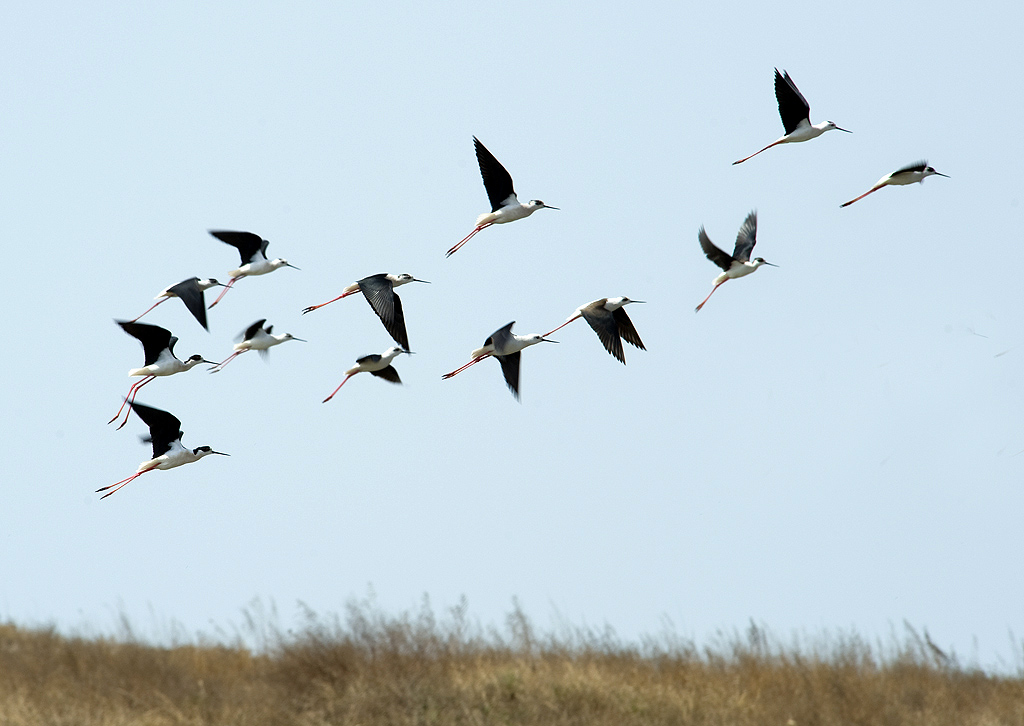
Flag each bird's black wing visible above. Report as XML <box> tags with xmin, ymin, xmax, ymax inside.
<box><xmin>129</xmin><ymin>401</ymin><xmax>183</xmax><ymax>458</ymax></box>
<box><xmin>355</xmin><ymin>353</ymin><xmax>383</xmax><ymax>366</ymax></box>
<box><xmin>613</xmin><ymin>307</ymin><xmax>646</xmax><ymax>352</ymax></box>
<box><xmin>699</xmin><ymin>227</ymin><xmax>734</xmax><ymax>271</ymax></box>
<box><xmin>117</xmin><ymin>320</ymin><xmax>174</xmax><ymax>366</ymax></box>
<box><xmin>166</xmin><ymin>277</ymin><xmax>210</xmax><ymax>330</ymax></box>
<box><xmin>893</xmin><ymin>160</ymin><xmax>929</xmax><ymax>175</ymax></box>
<box><xmin>359</xmin><ymin>274</ymin><xmax>409</xmax><ymax>350</ymax></box>
<box><xmin>209</xmin><ymin>230</ymin><xmax>265</xmax><ymax>264</ymax></box>
<box><xmin>775</xmin><ymin>68</ymin><xmax>811</xmax><ymax>135</ymax></box>
<box><xmin>240</xmin><ymin>319</ymin><xmax>267</xmax><ymax>342</ymax></box>
<box><xmin>369</xmin><ymin>365</ymin><xmax>402</xmax><ymax>384</ymax></box>
<box><xmin>484</xmin><ymin>321</ymin><xmax>516</xmax><ymax>349</ymax></box>
<box><xmin>731</xmin><ymin>210</ymin><xmax>758</xmax><ymax>263</ymax></box>
<box><xmin>579</xmin><ymin>307</ymin><xmax>626</xmax><ymax>364</ymax></box>
<box><xmin>496</xmin><ymin>351</ymin><xmax>522</xmax><ymax>399</ymax></box>
<box><xmin>474</xmin><ymin>137</ymin><xmax>517</xmax><ymax>212</ymax></box>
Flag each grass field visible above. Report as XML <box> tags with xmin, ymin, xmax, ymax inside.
<box><xmin>1</xmin><ymin>600</ymin><xmax>1021</xmax><ymax>725</ymax></box>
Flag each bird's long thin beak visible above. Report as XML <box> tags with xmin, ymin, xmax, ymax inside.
<box><xmin>763</xmin><ymin>261</ymin><xmax>779</xmax><ymax>267</ymax></box>
<box><xmin>212</xmin><ymin>451</ymin><xmax>230</xmax><ymax>456</ymax></box>
<box><xmin>935</xmin><ymin>172</ymin><xmax>950</xmax><ymax>178</ymax></box>
<box><xmin>413</xmin><ymin>279</ymin><xmax>430</xmax><ymax>284</ymax></box>
<box><xmin>292</xmin><ymin>337</ymin><xmax>308</xmax><ymax>342</ymax></box>
<box><xmin>544</xmin><ymin>205</ymin><xmax>560</xmax><ymax>210</ymax></box>
<box><xmin>200</xmin><ymin>359</ymin><xmax>219</xmax><ymax>365</ymax></box>
<box><xmin>836</xmin><ymin>126</ymin><xmax>852</xmax><ymax>133</ymax></box>
<box><xmin>632</xmin><ymin>300</ymin><xmax>647</xmax><ymax>304</ymax></box>
<box><xmin>404</xmin><ymin>350</ymin><xmax>416</xmax><ymax>355</ymax></box>
<box><xmin>286</xmin><ymin>263</ymin><xmax>301</xmax><ymax>270</ymax></box>
<box><xmin>543</xmin><ymin>338</ymin><xmax>559</xmax><ymax>343</ymax></box>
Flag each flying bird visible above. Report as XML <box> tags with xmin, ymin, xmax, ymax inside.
<box><xmin>544</xmin><ymin>297</ymin><xmax>646</xmax><ymax>364</ymax></box>
<box><xmin>441</xmin><ymin>321</ymin><xmax>557</xmax><ymax>399</ymax></box>
<box><xmin>108</xmin><ymin>321</ymin><xmax>215</xmax><ymax>429</ymax></box>
<box><xmin>207</xmin><ymin>230</ymin><xmax>299</xmax><ymax>308</ymax></box>
<box><xmin>97</xmin><ymin>401</ymin><xmax>228</xmax><ymax>500</ymax></box>
<box><xmin>840</xmin><ymin>161</ymin><xmax>949</xmax><ymax>207</ymax></box>
<box><xmin>322</xmin><ymin>346</ymin><xmax>411</xmax><ymax>402</ymax></box>
<box><xmin>302</xmin><ymin>273</ymin><xmax>429</xmax><ymax>351</ymax></box>
<box><xmin>208</xmin><ymin>319</ymin><xmax>306</xmax><ymax>372</ymax></box>
<box><xmin>130</xmin><ymin>277</ymin><xmax>224</xmax><ymax>331</ymax></box>
<box><xmin>733</xmin><ymin>69</ymin><xmax>850</xmax><ymax>165</ymax></box>
<box><xmin>446</xmin><ymin>137</ymin><xmax>558</xmax><ymax>257</ymax></box>
<box><xmin>695</xmin><ymin>211</ymin><xmax>777</xmax><ymax>312</ymax></box>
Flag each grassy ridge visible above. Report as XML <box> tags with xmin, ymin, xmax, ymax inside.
<box><xmin>1</xmin><ymin>601</ymin><xmax>1021</xmax><ymax>725</ymax></box>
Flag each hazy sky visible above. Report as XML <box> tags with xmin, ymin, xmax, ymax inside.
<box><xmin>2</xmin><ymin>1</ymin><xmax>1022</xmax><ymax>667</ymax></box>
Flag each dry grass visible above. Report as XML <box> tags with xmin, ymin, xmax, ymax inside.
<box><xmin>2</xmin><ymin>599</ymin><xmax>1022</xmax><ymax>725</ymax></box>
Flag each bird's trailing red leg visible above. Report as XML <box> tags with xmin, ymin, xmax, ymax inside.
<box><xmin>695</xmin><ymin>282</ymin><xmax>726</xmax><ymax>312</ymax></box>
<box><xmin>129</xmin><ymin>298</ymin><xmax>167</xmax><ymax>323</ymax></box>
<box><xmin>208</xmin><ymin>277</ymin><xmax>238</xmax><ymax>308</ymax></box>
<box><xmin>322</xmin><ymin>374</ymin><xmax>355</xmax><ymax>403</ymax></box>
<box><xmin>446</xmin><ymin>223</ymin><xmax>492</xmax><ymax>257</ymax></box>
<box><xmin>441</xmin><ymin>354</ymin><xmax>490</xmax><ymax>379</ymax></box>
<box><xmin>302</xmin><ymin>289</ymin><xmax>359</xmax><ymax>314</ymax></box>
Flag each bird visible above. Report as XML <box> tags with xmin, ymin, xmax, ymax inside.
<box><xmin>441</xmin><ymin>321</ymin><xmax>557</xmax><ymax>399</ymax></box>
<box><xmin>544</xmin><ymin>297</ymin><xmax>646</xmax><ymax>364</ymax></box>
<box><xmin>97</xmin><ymin>401</ymin><xmax>228</xmax><ymax>500</ymax></box>
<box><xmin>840</xmin><ymin>161</ymin><xmax>949</xmax><ymax>207</ymax></box>
<box><xmin>733</xmin><ymin>68</ymin><xmax>850</xmax><ymax>165</ymax></box>
<box><xmin>446</xmin><ymin>137</ymin><xmax>558</xmax><ymax>257</ymax></box>
<box><xmin>207</xmin><ymin>230</ymin><xmax>299</xmax><ymax>308</ymax></box>
<box><xmin>322</xmin><ymin>346</ymin><xmax>412</xmax><ymax>402</ymax></box>
<box><xmin>301</xmin><ymin>273</ymin><xmax>429</xmax><ymax>351</ymax></box>
<box><xmin>108</xmin><ymin>321</ymin><xmax>215</xmax><ymax>430</ymax></box>
<box><xmin>129</xmin><ymin>277</ymin><xmax>225</xmax><ymax>331</ymax></box>
<box><xmin>208</xmin><ymin>319</ymin><xmax>306</xmax><ymax>372</ymax></box>
<box><xmin>695</xmin><ymin>211</ymin><xmax>777</xmax><ymax>312</ymax></box>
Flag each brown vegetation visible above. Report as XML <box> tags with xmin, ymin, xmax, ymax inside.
<box><xmin>1</xmin><ymin>599</ymin><xmax>1022</xmax><ymax>725</ymax></box>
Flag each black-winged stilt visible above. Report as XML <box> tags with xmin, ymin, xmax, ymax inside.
<box><xmin>695</xmin><ymin>211</ymin><xmax>776</xmax><ymax>312</ymax></box>
<box><xmin>207</xmin><ymin>230</ymin><xmax>299</xmax><ymax>308</ymax></box>
<box><xmin>97</xmin><ymin>401</ymin><xmax>228</xmax><ymax>500</ymax></box>
<box><xmin>441</xmin><ymin>321</ymin><xmax>557</xmax><ymax>399</ymax></box>
<box><xmin>302</xmin><ymin>273</ymin><xmax>428</xmax><ymax>351</ymax></box>
<box><xmin>840</xmin><ymin>161</ymin><xmax>949</xmax><ymax>207</ymax></box>
<box><xmin>108</xmin><ymin>321</ymin><xmax>215</xmax><ymax>429</ymax></box>
<box><xmin>446</xmin><ymin>137</ymin><xmax>558</xmax><ymax>257</ymax></box>
<box><xmin>544</xmin><ymin>297</ymin><xmax>646</xmax><ymax>364</ymax></box>
<box><xmin>208</xmin><ymin>319</ymin><xmax>306</xmax><ymax>372</ymax></box>
<box><xmin>130</xmin><ymin>277</ymin><xmax>224</xmax><ymax>331</ymax></box>
<box><xmin>322</xmin><ymin>346</ymin><xmax>411</xmax><ymax>402</ymax></box>
<box><xmin>733</xmin><ymin>69</ymin><xmax>850</xmax><ymax>165</ymax></box>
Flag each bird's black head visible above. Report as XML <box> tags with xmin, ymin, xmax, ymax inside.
<box><xmin>187</xmin><ymin>355</ymin><xmax>205</xmax><ymax>362</ymax></box>
<box><xmin>194</xmin><ymin>446</ymin><xmax>212</xmax><ymax>453</ymax></box>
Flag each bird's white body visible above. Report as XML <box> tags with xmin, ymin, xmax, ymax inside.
<box><xmin>229</xmin><ymin>257</ymin><xmax>292</xmax><ymax>279</ymax></box>
<box><xmin>209</xmin><ymin>319</ymin><xmax>305</xmax><ymax>372</ymax></box>
<box><xmin>572</xmin><ymin>296</ymin><xmax>629</xmax><ymax>319</ymax></box>
<box><xmin>471</xmin><ymin>331</ymin><xmax>547</xmax><ymax>360</ymax></box>
<box><xmin>712</xmin><ymin>259</ymin><xmax>769</xmax><ymax>285</ymax></box>
<box><xmin>345</xmin><ymin>346</ymin><xmax>405</xmax><ymax>376</ymax></box>
<box><xmin>233</xmin><ymin>329</ymin><xmax>299</xmax><ymax>353</ymax></box>
<box><xmin>129</xmin><ymin>352</ymin><xmax>207</xmax><ymax>378</ymax></box>
<box><xmin>136</xmin><ymin>442</ymin><xmax>219</xmax><ymax>474</ymax></box>
<box><xmin>773</xmin><ymin>119</ymin><xmax>832</xmax><ymax>144</ymax></box>
<box><xmin>476</xmin><ymin>196</ymin><xmax>546</xmax><ymax>227</ymax></box>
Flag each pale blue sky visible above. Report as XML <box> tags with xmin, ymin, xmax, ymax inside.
<box><xmin>2</xmin><ymin>1</ymin><xmax>1022</xmax><ymax>667</ymax></box>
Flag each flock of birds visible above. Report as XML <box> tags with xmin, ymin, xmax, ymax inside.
<box><xmin>100</xmin><ymin>68</ymin><xmax>947</xmax><ymax>500</ymax></box>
